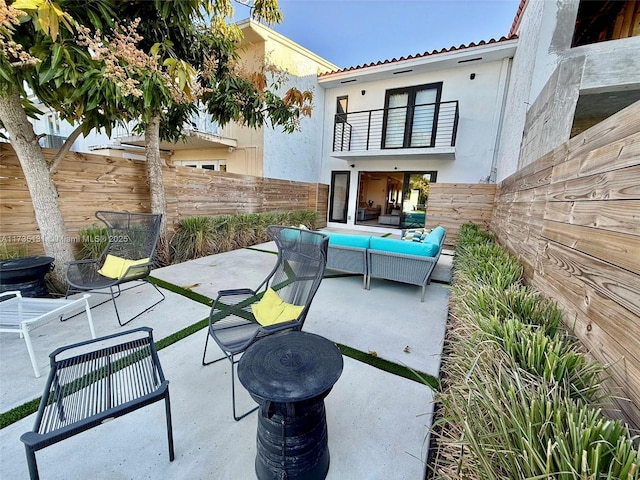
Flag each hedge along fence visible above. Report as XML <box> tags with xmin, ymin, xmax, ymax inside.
<box><xmin>425</xmin><ymin>183</ymin><xmax>496</xmax><ymax>249</ymax></box>
<box><xmin>0</xmin><ymin>143</ymin><xmax>328</xmax><ymax>255</ymax></box>
<box><xmin>429</xmin><ymin>223</ymin><xmax>640</xmax><ymax>480</ymax></box>
<box><xmin>491</xmin><ymin>100</ymin><xmax>640</xmax><ymax>428</ymax></box>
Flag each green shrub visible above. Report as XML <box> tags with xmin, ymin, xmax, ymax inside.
<box><xmin>288</xmin><ymin>209</ymin><xmax>319</xmax><ymax>230</ymax></box>
<box><xmin>454</xmin><ymin>242</ymin><xmax>523</xmax><ymax>290</ymax></box>
<box><xmin>453</xmin><ymin>284</ymin><xmax>562</xmax><ymax>337</ymax></box>
<box><xmin>170</xmin><ymin>216</ymin><xmax>218</xmax><ymax>262</ymax></box>
<box><xmin>430</xmin><ymin>222</ymin><xmax>639</xmax><ymax>480</ymax></box>
<box><xmin>0</xmin><ymin>242</ymin><xmax>28</xmax><ymax>260</ymax></box>
<box><xmin>480</xmin><ymin>318</ymin><xmax>602</xmax><ymax>401</ymax></box>
<box><xmin>168</xmin><ymin>210</ymin><xmax>319</xmax><ymax>263</ymax></box>
<box><xmin>77</xmin><ymin>225</ymin><xmax>108</xmax><ymax>259</ymax></box>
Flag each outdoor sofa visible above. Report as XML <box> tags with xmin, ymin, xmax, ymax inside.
<box><xmin>323</xmin><ymin>226</ymin><xmax>446</xmax><ymax>301</ymax></box>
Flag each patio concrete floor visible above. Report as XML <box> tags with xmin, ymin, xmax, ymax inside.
<box><xmin>0</xmin><ymin>235</ymin><xmax>452</xmax><ymax>480</ymax></box>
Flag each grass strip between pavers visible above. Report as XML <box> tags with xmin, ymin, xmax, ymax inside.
<box><xmin>337</xmin><ymin>343</ymin><xmax>439</xmax><ymax>390</ymax></box>
<box><xmin>1</xmin><ymin>276</ymin><xmax>439</xmax><ymax>429</ymax></box>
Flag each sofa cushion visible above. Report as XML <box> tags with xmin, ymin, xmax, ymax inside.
<box><xmin>401</xmin><ymin>228</ymin><xmax>430</xmax><ymax>242</ymax></box>
<box><xmin>369</xmin><ymin>236</ymin><xmax>439</xmax><ymax>257</ymax></box>
<box><xmin>323</xmin><ymin>232</ymin><xmax>370</xmax><ymax>249</ymax></box>
<box><xmin>422</xmin><ymin>226</ymin><xmax>446</xmax><ymax>246</ymax></box>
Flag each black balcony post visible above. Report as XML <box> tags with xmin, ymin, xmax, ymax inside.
<box><xmin>366</xmin><ymin>111</ymin><xmax>372</xmax><ymax>150</ymax></box>
<box><xmin>451</xmin><ymin>101</ymin><xmax>459</xmax><ymax>147</ymax></box>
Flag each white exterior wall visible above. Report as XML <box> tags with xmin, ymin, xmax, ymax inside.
<box><xmin>320</xmin><ymin>56</ymin><xmax>512</xmax><ymax>228</ymax></box>
<box><xmin>494</xmin><ymin>0</ymin><xmax>640</xmax><ymax>181</ymax></box>
<box><xmin>29</xmin><ymin>114</ymin><xmax>115</xmax><ymax>153</ymax></box>
<box><xmin>243</xmin><ymin>21</ymin><xmax>337</xmax><ymax>183</ymax></box>
<box><xmin>262</xmin><ymin>63</ymin><xmax>326</xmax><ymax>183</ymax></box>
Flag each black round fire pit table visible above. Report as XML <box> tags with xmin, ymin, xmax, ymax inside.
<box><xmin>238</xmin><ymin>330</ymin><xmax>343</xmax><ymax>480</ymax></box>
<box><xmin>0</xmin><ymin>256</ymin><xmax>54</xmax><ymax>297</ymax></box>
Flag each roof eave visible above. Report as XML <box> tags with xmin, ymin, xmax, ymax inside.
<box><xmin>318</xmin><ymin>38</ymin><xmax>518</xmax><ymax>88</ymax></box>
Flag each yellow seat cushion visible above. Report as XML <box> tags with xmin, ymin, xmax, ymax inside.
<box><xmin>120</xmin><ymin>258</ymin><xmax>150</xmax><ymax>279</ymax></box>
<box><xmin>98</xmin><ymin>255</ymin><xmax>126</xmax><ymax>279</ymax></box>
<box><xmin>98</xmin><ymin>255</ymin><xmax>149</xmax><ymax>279</ymax></box>
<box><xmin>251</xmin><ymin>288</ymin><xmax>304</xmax><ymax>327</ymax></box>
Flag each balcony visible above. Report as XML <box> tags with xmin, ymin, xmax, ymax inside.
<box><xmin>113</xmin><ymin>115</ymin><xmax>237</xmax><ymax>152</ymax></box>
<box><xmin>41</xmin><ymin>134</ymin><xmax>67</xmax><ymax>149</ymax></box>
<box><xmin>332</xmin><ymin>100</ymin><xmax>458</xmax><ymax>159</ymax></box>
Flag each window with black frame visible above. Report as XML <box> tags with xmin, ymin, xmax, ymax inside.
<box><xmin>382</xmin><ymin>83</ymin><xmax>442</xmax><ymax>149</ymax></box>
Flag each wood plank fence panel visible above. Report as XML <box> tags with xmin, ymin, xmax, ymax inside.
<box><xmin>426</xmin><ymin>183</ymin><xmax>496</xmax><ymax>248</ymax></box>
<box><xmin>491</xmin><ymin>100</ymin><xmax>640</xmax><ymax>428</ymax></box>
<box><xmin>0</xmin><ymin>144</ymin><xmax>329</xmax><ymax>255</ymax></box>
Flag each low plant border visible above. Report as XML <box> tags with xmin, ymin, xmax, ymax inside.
<box><xmin>427</xmin><ymin>223</ymin><xmax>640</xmax><ymax>479</ymax></box>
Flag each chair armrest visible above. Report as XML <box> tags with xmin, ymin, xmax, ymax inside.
<box><xmin>0</xmin><ymin>290</ymin><xmax>21</xmax><ymax>299</ymax></box>
<box><xmin>217</xmin><ymin>288</ymin><xmax>257</xmax><ymax>298</ymax></box>
<box><xmin>66</xmin><ymin>259</ymin><xmax>100</xmax><ymax>266</ymax></box>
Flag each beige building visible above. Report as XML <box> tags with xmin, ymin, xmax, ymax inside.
<box><xmin>91</xmin><ymin>20</ymin><xmax>338</xmax><ymax>183</ymax></box>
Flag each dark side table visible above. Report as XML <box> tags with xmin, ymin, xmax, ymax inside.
<box><xmin>238</xmin><ymin>331</ymin><xmax>343</xmax><ymax>480</ymax></box>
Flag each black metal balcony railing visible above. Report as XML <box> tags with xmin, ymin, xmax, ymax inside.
<box><xmin>42</xmin><ymin>134</ymin><xmax>67</xmax><ymax>149</ymax></box>
<box><xmin>333</xmin><ymin>100</ymin><xmax>459</xmax><ymax>153</ymax></box>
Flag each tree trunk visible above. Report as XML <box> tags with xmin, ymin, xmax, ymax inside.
<box><xmin>144</xmin><ymin>114</ymin><xmax>168</xmax><ymax>236</ymax></box>
<box><xmin>0</xmin><ymin>92</ymin><xmax>73</xmax><ymax>290</ymax></box>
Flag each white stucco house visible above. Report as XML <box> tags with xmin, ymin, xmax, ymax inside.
<box><xmin>317</xmin><ymin>37</ymin><xmax>517</xmax><ymax>231</ymax></box>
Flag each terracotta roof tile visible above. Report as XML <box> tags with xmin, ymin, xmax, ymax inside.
<box><xmin>318</xmin><ymin>35</ymin><xmax>518</xmax><ymax>77</ymax></box>
<box><xmin>510</xmin><ymin>0</ymin><xmax>527</xmax><ymax>36</ymax></box>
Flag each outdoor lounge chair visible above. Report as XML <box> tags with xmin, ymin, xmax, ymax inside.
<box><xmin>201</xmin><ymin>226</ymin><xmax>329</xmax><ymax>420</ymax></box>
<box><xmin>65</xmin><ymin>211</ymin><xmax>165</xmax><ymax>326</ymax></box>
<box><xmin>20</xmin><ymin>327</ymin><xmax>174</xmax><ymax>480</ymax></box>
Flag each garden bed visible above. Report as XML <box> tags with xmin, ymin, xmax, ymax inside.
<box><xmin>427</xmin><ymin>223</ymin><xmax>639</xmax><ymax>479</ymax></box>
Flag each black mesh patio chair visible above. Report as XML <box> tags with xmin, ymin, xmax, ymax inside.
<box><xmin>202</xmin><ymin>226</ymin><xmax>329</xmax><ymax>420</ymax></box>
<box><xmin>20</xmin><ymin>327</ymin><xmax>174</xmax><ymax>480</ymax></box>
<box><xmin>65</xmin><ymin>211</ymin><xmax>165</xmax><ymax>326</ymax></box>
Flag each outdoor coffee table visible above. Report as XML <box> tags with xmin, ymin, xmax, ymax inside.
<box><xmin>238</xmin><ymin>330</ymin><xmax>343</xmax><ymax>480</ymax></box>
<box><xmin>0</xmin><ymin>291</ymin><xmax>95</xmax><ymax>377</ymax></box>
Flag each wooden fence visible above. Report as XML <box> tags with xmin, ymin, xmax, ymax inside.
<box><xmin>491</xmin><ymin>101</ymin><xmax>640</xmax><ymax>427</ymax></box>
<box><xmin>426</xmin><ymin>183</ymin><xmax>496</xmax><ymax>248</ymax></box>
<box><xmin>0</xmin><ymin>144</ymin><xmax>328</xmax><ymax>255</ymax></box>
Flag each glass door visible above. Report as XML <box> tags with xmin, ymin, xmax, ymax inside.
<box><xmin>382</xmin><ymin>83</ymin><xmax>442</xmax><ymax>149</ymax></box>
<box><xmin>328</xmin><ymin>171</ymin><xmax>350</xmax><ymax>223</ymax></box>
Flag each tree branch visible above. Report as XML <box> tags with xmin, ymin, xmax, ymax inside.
<box><xmin>48</xmin><ymin>125</ymin><xmax>84</xmax><ymax>174</ymax></box>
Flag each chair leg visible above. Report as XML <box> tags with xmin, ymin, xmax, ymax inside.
<box><xmin>164</xmin><ymin>389</ymin><xmax>175</xmax><ymax>461</ymax></box>
<box><xmin>202</xmin><ymin>333</ymin><xmax>257</xmax><ymax>421</ymax></box>
<box><xmin>231</xmin><ymin>358</ymin><xmax>258</xmax><ymax>421</ymax></box>
<box><xmin>24</xmin><ymin>445</ymin><xmax>39</xmax><ymax>480</ymax></box>
<box><xmin>202</xmin><ymin>331</ymin><xmax>228</xmax><ymax>366</ymax></box>
<box><xmin>113</xmin><ymin>281</ymin><xmax>166</xmax><ymax>327</ymax></box>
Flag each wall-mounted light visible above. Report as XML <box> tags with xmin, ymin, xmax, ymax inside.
<box><xmin>361</xmin><ymin>90</ymin><xmax>366</xmax><ymax>96</ymax></box>
<box><xmin>394</xmin><ymin>167</ymin><xmax>398</xmax><ymax>170</ymax></box>
<box><xmin>470</xmin><ymin>73</ymin><xmax>476</xmax><ymax>80</ymax></box>
<box><xmin>350</xmin><ymin>164</ymin><xmax>355</xmax><ymax>168</ymax></box>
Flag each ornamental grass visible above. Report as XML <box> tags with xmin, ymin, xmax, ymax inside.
<box><xmin>428</xmin><ymin>223</ymin><xmax>639</xmax><ymax>479</ymax></box>
<box><xmin>167</xmin><ymin>210</ymin><xmax>319</xmax><ymax>263</ymax></box>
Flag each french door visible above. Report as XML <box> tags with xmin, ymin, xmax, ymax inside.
<box><xmin>382</xmin><ymin>83</ymin><xmax>442</xmax><ymax>149</ymax></box>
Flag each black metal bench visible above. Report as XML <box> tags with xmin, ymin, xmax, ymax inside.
<box><xmin>20</xmin><ymin>327</ymin><xmax>174</xmax><ymax>480</ymax></box>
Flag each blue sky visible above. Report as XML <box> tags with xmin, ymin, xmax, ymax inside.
<box><xmin>234</xmin><ymin>0</ymin><xmax>521</xmax><ymax>68</ymax></box>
